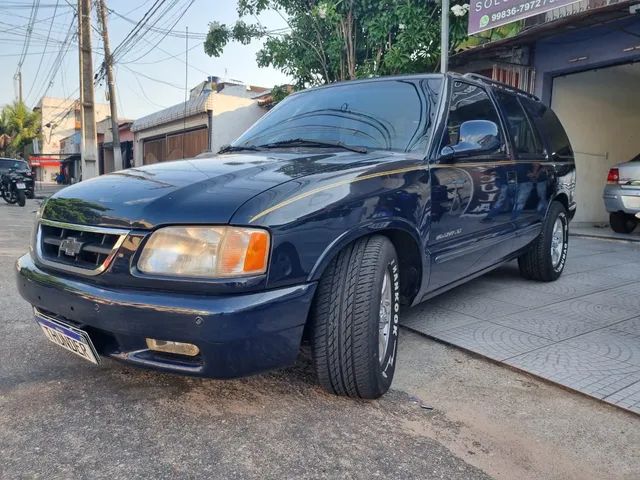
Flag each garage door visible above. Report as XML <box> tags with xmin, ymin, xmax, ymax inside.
<box><xmin>143</xmin><ymin>138</ymin><xmax>165</xmax><ymax>165</ymax></box>
<box><xmin>143</xmin><ymin>128</ymin><xmax>209</xmax><ymax>165</ymax></box>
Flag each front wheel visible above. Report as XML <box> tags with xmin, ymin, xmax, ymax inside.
<box><xmin>2</xmin><ymin>189</ymin><xmax>17</xmax><ymax>204</ymax></box>
<box><xmin>518</xmin><ymin>201</ymin><xmax>568</xmax><ymax>282</ymax></box>
<box><xmin>311</xmin><ymin>235</ymin><xmax>400</xmax><ymax>399</ymax></box>
<box><xmin>610</xmin><ymin>212</ymin><xmax>637</xmax><ymax>234</ymax></box>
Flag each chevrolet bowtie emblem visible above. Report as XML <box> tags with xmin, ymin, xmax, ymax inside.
<box><xmin>59</xmin><ymin>237</ymin><xmax>84</xmax><ymax>257</ymax></box>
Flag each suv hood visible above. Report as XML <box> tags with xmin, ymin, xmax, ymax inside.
<box><xmin>42</xmin><ymin>151</ymin><xmax>384</xmax><ymax>229</ymax></box>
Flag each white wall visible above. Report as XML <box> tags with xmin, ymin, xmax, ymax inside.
<box><xmin>38</xmin><ymin>97</ymin><xmax>110</xmax><ymax>154</ymax></box>
<box><xmin>551</xmin><ymin>63</ymin><xmax>640</xmax><ymax>223</ymax></box>
<box><xmin>210</xmin><ymin>89</ymin><xmax>265</xmax><ymax>153</ymax></box>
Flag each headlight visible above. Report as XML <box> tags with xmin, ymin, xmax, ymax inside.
<box><xmin>137</xmin><ymin>226</ymin><xmax>270</xmax><ymax>278</ymax></box>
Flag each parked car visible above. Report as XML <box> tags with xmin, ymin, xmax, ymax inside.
<box><xmin>603</xmin><ymin>154</ymin><xmax>640</xmax><ymax>233</ymax></box>
<box><xmin>0</xmin><ymin>157</ymin><xmax>34</xmax><ymax>199</ymax></box>
<box><xmin>16</xmin><ymin>73</ymin><xmax>576</xmax><ymax>399</ymax></box>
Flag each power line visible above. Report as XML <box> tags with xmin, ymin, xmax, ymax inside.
<box><xmin>30</xmin><ymin>13</ymin><xmax>77</xmax><ymax>106</ymax></box>
<box><xmin>110</xmin><ymin>0</ymin><xmax>166</xmax><ymax>62</ymax></box>
<box><xmin>127</xmin><ymin>67</ymin><xmax>168</xmax><ymax>109</ymax></box>
<box><xmin>121</xmin><ymin>0</ymin><xmax>195</xmax><ymax>64</ymax></box>
<box><xmin>25</xmin><ymin>0</ymin><xmax>59</xmax><ymax>104</ymax></box>
<box><xmin>121</xmin><ymin>65</ymin><xmax>183</xmax><ymax>89</ymax></box>
<box><xmin>16</xmin><ymin>0</ymin><xmax>41</xmax><ymax>70</ymax></box>
<box><xmin>107</xmin><ymin>5</ymin><xmax>206</xmax><ymax>39</ymax></box>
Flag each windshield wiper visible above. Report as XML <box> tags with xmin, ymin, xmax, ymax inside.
<box><xmin>218</xmin><ymin>144</ymin><xmax>264</xmax><ymax>154</ymax></box>
<box><xmin>258</xmin><ymin>138</ymin><xmax>368</xmax><ymax>154</ymax></box>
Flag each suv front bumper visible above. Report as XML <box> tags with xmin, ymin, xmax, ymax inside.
<box><xmin>16</xmin><ymin>253</ymin><xmax>316</xmax><ymax>378</ymax></box>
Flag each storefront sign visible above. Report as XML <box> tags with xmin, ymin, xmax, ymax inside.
<box><xmin>468</xmin><ymin>0</ymin><xmax>582</xmax><ymax>35</ymax></box>
<box><xmin>29</xmin><ymin>156</ymin><xmax>61</xmax><ymax>167</ymax></box>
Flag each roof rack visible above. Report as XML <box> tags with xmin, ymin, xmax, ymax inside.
<box><xmin>461</xmin><ymin>73</ymin><xmax>540</xmax><ymax>101</ymax></box>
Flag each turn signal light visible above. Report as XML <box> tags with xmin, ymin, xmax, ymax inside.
<box><xmin>146</xmin><ymin>338</ymin><xmax>200</xmax><ymax>357</ymax></box>
<box><xmin>607</xmin><ymin>168</ymin><xmax>619</xmax><ymax>184</ymax></box>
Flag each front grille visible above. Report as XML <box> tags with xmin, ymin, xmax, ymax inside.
<box><xmin>36</xmin><ymin>219</ymin><xmax>129</xmax><ymax>276</ymax></box>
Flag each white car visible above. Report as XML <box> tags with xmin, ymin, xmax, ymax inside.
<box><xmin>603</xmin><ymin>154</ymin><xmax>640</xmax><ymax>233</ymax></box>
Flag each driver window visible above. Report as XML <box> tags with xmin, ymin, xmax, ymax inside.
<box><xmin>441</xmin><ymin>82</ymin><xmax>504</xmax><ymax>155</ymax></box>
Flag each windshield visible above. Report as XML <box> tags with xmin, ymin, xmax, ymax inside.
<box><xmin>233</xmin><ymin>78</ymin><xmax>442</xmax><ymax>153</ymax></box>
<box><xmin>0</xmin><ymin>159</ymin><xmax>30</xmax><ymax>172</ymax></box>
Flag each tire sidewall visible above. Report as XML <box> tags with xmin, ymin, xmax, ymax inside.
<box><xmin>375</xmin><ymin>255</ymin><xmax>400</xmax><ymax>393</ymax></box>
<box><xmin>549</xmin><ymin>207</ymin><xmax>568</xmax><ymax>276</ymax></box>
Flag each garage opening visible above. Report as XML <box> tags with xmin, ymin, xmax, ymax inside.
<box><xmin>550</xmin><ymin>62</ymin><xmax>640</xmax><ymax>223</ymax></box>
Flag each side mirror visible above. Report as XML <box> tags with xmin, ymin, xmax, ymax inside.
<box><xmin>441</xmin><ymin>120</ymin><xmax>501</xmax><ymax>159</ymax></box>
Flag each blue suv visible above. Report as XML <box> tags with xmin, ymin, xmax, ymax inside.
<box><xmin>16</xmin><ymin>73</ymin><xmax>576</xmax><ymax>398</ymax></box>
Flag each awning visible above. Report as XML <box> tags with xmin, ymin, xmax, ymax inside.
<box><xmin>61</xmin><ymin>154</ymin><xmax>81</xmax><ymax>165</ymax></box>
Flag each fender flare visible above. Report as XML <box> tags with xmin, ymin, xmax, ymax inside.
<box><xmin>307</xmin><ymin>217</ymin><xmax>427</xmax><ymax>297</ymax></box>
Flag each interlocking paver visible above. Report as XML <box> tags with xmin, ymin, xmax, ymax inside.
<box><xmin>401</xmin><ymin>304</ymin><xmax>478</xmax><ymax>334</ymax></box>
<box><xmin>604</xmin><ymin>380</ymin><xmax>640</xmax><ymax>414</ymax></box>
<box><xmin>504</xmin><ymin>345</ymin><xmax>640</xmax><ymax>399</ymax></box>
<box><xmin>402</xmin><ymin>236</ymin><xmax>640</xmax><ymax>414</ymax></box>
<box><xmin>428</xmin><ymin>321</ymin><xmax>552</xmax><ymax>361</ymax></box>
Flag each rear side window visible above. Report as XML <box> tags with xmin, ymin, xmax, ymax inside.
<box><xmin>494</xmin><ymin>91</ymin><xmax>544</xmax><ymax>156</ymax></box>
<box><xmin>441</xmin><ymin>81</ymin><xmax>504</xmax><ymax>154</ymax></box>
<box><xmin>520</xmin><ymin>98</ymin><xmax>573</xmax><ymax>159</ymax></box>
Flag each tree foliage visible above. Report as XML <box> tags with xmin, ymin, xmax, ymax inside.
<box><xmin>0</xmin><ymin>101</ymin><xmax>41</xmax><ymax>157</ymax></box>
<box><xmin>204</xmin><ymin>0</ymin><xmax>471</xmax><ymax>89</ymax></box>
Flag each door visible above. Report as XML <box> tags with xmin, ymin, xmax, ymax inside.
<box><xmin>493</xmin><ymin>91</ymin><xmax>548</xmax><ymax>232</ymax></box>
<box><xmin>428</xmin><ymin>81</ymin><xmax>514</xmax><ymax>290</ymax></box>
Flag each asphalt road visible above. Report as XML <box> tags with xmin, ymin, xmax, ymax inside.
<box><xmin>1</xmin><ymin>199</ymin><xmax>638</xmax><ymax>479</ymax></box>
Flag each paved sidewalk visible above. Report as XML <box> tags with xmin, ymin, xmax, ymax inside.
<box><xmin>402</xmin><ymin>236</ymin><xmax>640</xmax><ymax>414</ymax></box>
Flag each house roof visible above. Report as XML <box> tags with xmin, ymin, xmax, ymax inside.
<box><xmin>130</xmin><ymin>79</ymin><xmax>270</xmax><ymax>133</ymax></box>
<box><xmin>131</xmin><ymin>91</ymin><xmax>215</xmax><ymax>132</ymax></box>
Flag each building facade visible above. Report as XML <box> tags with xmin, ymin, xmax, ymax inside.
<box><xmin>97</xmin><ymin>118</ymin><xmax>134</xmax><ymax>174</ymax></box>
<box><xmin>31</xmin><ymin>97</ymin><xmax>110</xmax><ymax>182</ymax></box>
<box><xmin>131</xmin><ymin>78</ymin><xmax>269</xmax><ymax>166</ymax></box>
<box><xmin>452</xmin><ymin>0</ymin><xmax>640</xmax><ymax>224</ymax></box>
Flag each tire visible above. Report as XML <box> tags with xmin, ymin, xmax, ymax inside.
<box><xmin>16</xmin><ymin>190</ymin><xmax>26</xmax><ymax>207</ymax></box>
<box><xmin>2</xmin><ymin>190</ymin><xmax>17</xmax><ymax>204</ymax></box>
<box><xmin>610</xmin><ymin>212</ymin><xmax>637</xmax><ymax>234</ymax></box>
<box><xmin>311</xmin><ymin>235</ymin><xmax>400</xmax><ymax>399</ymax></box>
<box><xmin>518</xmin><ymin>201</ymin><xmax>568</xmax><ymax>282</ymax></box>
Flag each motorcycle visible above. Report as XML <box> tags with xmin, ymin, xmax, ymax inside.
<box><xmin>1</xmin><ymin>169</ymin><xmax>28</xmax><ymax>207</ymax></box>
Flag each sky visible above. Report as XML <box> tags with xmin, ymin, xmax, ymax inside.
<box><xmin>0</xmin><ymin>0</ymin><xmax>291</xmax><ymax>119</ymax></box>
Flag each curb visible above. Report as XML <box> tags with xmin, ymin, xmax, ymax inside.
<box><xmin>569</xmin><ymin>232</ymin><xmax>640</xmax><ymax>244</ymax></box>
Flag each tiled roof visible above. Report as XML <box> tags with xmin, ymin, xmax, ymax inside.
<box><xmin>131</xmin><ymin>91</ymin><xmax>215</xmax><ymax>132</ymax></box>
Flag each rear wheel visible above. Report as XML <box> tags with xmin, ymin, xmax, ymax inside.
<box><xmin>610</xmin><ymin>212</ymin><xmax>637</xmax><ymax>234</ymax></box>
<box><xmin>16</xmin><ymin>190</ymin><xmax>26</xmax><ymax>207</ymax></box>
<box><xmin>518</xmin><ymin>201</ymin><xmax>568</xmax><ymax>282</ymax></box>
<box><xmin>311</xmin><ymin>235</ymin><xmax>400</xmax><ymax>399</ymax></box>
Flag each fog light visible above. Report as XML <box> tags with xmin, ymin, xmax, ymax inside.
<box><xmin>146</xmin><ymin>338</ymin><xmax>200</xmax><ymax>357</ymax></box>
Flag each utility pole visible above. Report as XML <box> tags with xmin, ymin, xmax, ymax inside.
<box><xmin>441</xmin><ymin>0</ymin><xmax>449</xmax><ymax>73</ymax></box>
<box><xmin>78</xmin><ymin>0</ymin><xmax>98</xmax><ymax>180</ymax></box>
<box><xmin>16</xmin><ymin>71</ymin><xmax>23</xmax><ymax>104</ymax></box>
<box><xmin>97</xmin><ymin>0</ymin><xmax>122</xmax><ymax>172</ymax></box>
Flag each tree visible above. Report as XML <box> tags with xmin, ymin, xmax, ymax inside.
<box><xmin>0</xmin><ymin>102</ymin><xmax>41</xmax><ymax>157</ymax></box>
<box><xmin>204</xmin><ymin>0</ymin><xmax>471</xmax><ymax>89</ymax></box>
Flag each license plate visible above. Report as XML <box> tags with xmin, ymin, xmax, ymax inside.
<box><xmin>35</xmin><ymin>311</ymin><xmax>100</xmax><ymax>364</ymax></box>
<box><xmin>621</xmin><ymin>195</ymin><xmax>640</xmax><ymax>209</ymax></box>
<box><xmin>16</xmin><ymin>182</ymin><xmax>26</xmax><ymax>189</ymax></box>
